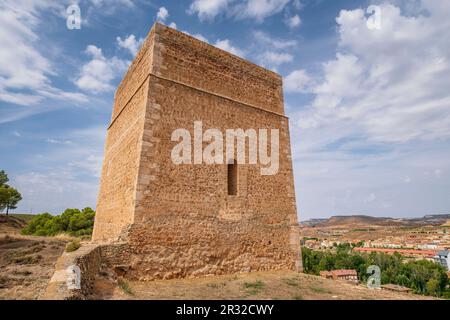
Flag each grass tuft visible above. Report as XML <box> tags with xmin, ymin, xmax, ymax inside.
<box><xmin>118</xmin><ymin>278</ymin><xmax>133</xmax><ymax>295</ymax></box>
<box><xmin>65</xmin><ymin>240</ymin><xmax>81</xmax><ymax>253</ymax></box>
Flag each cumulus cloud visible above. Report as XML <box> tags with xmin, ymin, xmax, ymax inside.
<box><xmin>88</xmin><ymin>0</ymin><xmax>134</xmax><ymax>7</ymax></box>
<box><xmin>0</xmin><ymin>0</ymin><xmax>87</xmax><ymax>106</ymax></box>
<box><xmin>284</xmin><ymin>69</ymin><xmax>311</xmax><ymax>93</ymax></box>
<box><xmin>188</xmin><ymin>0</ymin><xmax>291</xmax><ymax>21</ymax></box>
<box><xmin>289</xmin><ymin>1</ymin><xmax>450</xmax><ymax>218</ymax></box>
<box><xmin>295</xmin><ymin>2</ymin><xmax>450</xmax><ymax>143</ymax></box>
<box><xmin>257</xmin><ymin>51</ymin><xmax>293</xmax><ymax>68</ymax></box>
<box><xmin>252</xmin><ymin>31</ymin><xmax>297</xmax><ymax>69</ymax></box>
<box><xmin>182</xmin><ymin>30</ymin><xmax>209</xmax><ymax>43</ymax></box>
<box><xmin>285</xmin><ymin>14</ymin><xmax>301</xmax><ymax>28</ymax></box>
<box><xmin>117</xmin><ymin>34</ymin><xmax>144</xmax><ymax>56</ymax></box>
<box><xmin>180</xmin><ymin>30</ymin><xmax>246</xmax><ymax>58</ymax></box>
<box><xmin>156</xmin><ymin>6</ymin><xmax>169</xmax><ymax>21</ymax></box>
<box><xmin>236</xmin><ymin>0</ymin><xmax>290</xmax><ymax>21</ymax></box>
<box><xmin>188</xmin><ymin>0</ymin><xmax>231</xmax><ymax>21</ymax></box>
<box><xmin>75</xmin><ymin>45</ymin><xmax>129</xmax><ymax>93</ymax></box>
<box><xmin>253</xmin><ymin>30</ymin><xmax>298</xmax><ymax>49</ymax></box>
<box><xmin>214</xmin><ymin>39</ymin><xmax>246</xmax><ymax>58</ymax></box>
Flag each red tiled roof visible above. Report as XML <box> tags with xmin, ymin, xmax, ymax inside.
<box><xmin>331</xmin><ymin>269</ymin><xmax>357</xmax><ymax>276</ymax></box>
<box><xmin>354</xmin><ymin>247</ymin><xmax>437</xmax><ymax>257</ymax></box>
<box><xmin>320</xmin><ymin>269</ymin><xmax>357</xmax><ymax>277</ymax></box>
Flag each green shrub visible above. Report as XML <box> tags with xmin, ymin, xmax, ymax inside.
<box><xmin>243</xmin><ymin>280</ymin><xmax>265</xmax><ymax>290</ymax></box>
<box><xmin>302</xmin><ymin>246</ymin><xmax>450</xmax><ymax>298</ymax></box>
<box><xmin>21</xmin><ymin>207</ymin><xmax>95</xmax><ymax>237</ymax></box>
<box><xmin>65</xmin><ymin>240</ymin><xmax>81</xmax><ymax>253</ymax></box>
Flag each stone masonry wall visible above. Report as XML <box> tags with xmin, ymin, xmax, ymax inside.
<box><xmin>93</xmin><ymin>23</ymin><xmax>302</xmax><ymax>279</ymax></box>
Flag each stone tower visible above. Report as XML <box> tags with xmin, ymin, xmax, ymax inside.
<box><xmin>92</xmin><ymin>23</ymin><xmax>302</xmax><ymax>280</ymax></box>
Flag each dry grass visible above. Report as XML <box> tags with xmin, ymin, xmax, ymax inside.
<box><xmin>118</xmin><ymin>278</ymin><xmax>133</xmax><ymax>295</ymax></box>
<box><xmin>93</xmin><ymin>270</ymin><xmax>437</xmax><ymax>300</ymax></box>
<box><xmin>0</xmin><ymin>235</ymin><xmax>66</xmax><ymax>300</ymax></box>
<box><xmin>65</xmin><ymin>240</ymin><xmax>81</xmax><ymax>253</ymax></box>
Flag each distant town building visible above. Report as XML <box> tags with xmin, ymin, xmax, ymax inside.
<box><xmin>353</xmin><ymin>247</ymin><xmax>437</xmax><ymax>259</ymax></box>
<box><xmin>433</xmin><ymin>250</ymin><xmax>450</xmax><ymax>271</ymax></box>
<box><xmin>418</xmin><ymin>243</ymin><xmax>439</xmax><ymax>250</ymax></box>
<box><xmin>320</xmin><ymin>269</ymin><xmax>359</xmax><ymax>284</ymax></box>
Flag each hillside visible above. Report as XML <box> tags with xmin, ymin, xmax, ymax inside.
<box><xmin>301</xmin><ymin>214</ymin><xmax>450</xmax><ymax>228</ymax></box>
<box><xmin>0</xmin><ymin>215</ymin><xmax>27</xmax><ymax>235</ymax></box>
<box><xmin>0</xmin><ymin>235</ymin><xmax>66</xmax><ymax>300</ymax></box>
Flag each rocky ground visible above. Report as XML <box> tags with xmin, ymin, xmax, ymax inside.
<box><xmin>0</xmin><ymin>234</ymin><xmax>67</xmax><ymax>300</ymax></box>
<box><xmin>0</xmin><ymin>215</ymin><xmax>67</xmax><ymax>300</ymax></box>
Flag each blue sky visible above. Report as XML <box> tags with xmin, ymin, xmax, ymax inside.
<box><xmin>1</xmin><ymin>0</ymin><xmax>449</xmax><ymax>220</ymax></box>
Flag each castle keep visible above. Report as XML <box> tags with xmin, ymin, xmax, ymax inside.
<box><xmin>92</xmin><ymin>23</ymin><xmax>302</xmax><ymax>280</ymax></box>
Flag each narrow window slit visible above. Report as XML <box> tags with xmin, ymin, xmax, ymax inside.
<box><xmin>227</xmin><ymin>160</ymin><xmax>238</xmax><ymax>196</ymax></box>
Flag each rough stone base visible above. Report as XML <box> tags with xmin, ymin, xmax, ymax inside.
<box><xmin>42</xmin><ymin>238</ymin><xmax>301</xmax><ymax>300</ymax></box>
<box><xmin>125</xmin><ymin>214</ymin><xmax>302</xmax><ymax>281</ymax></box>
<box><xmin>41</xmin><ymin>243</ymin><xmax>130</xmax><ymax>300</ymax></box>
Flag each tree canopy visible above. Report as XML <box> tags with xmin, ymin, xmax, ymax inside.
<box><xmin>22</xmin><ymin>207</ymin><xmax>96</xmax><ymax>237</ymax></box>
<box><xmin>0</xmin><ymin>170</ymin><xmax>22</xmax><ymax>215</ymax></box>
<box><xmin>302</xmin><ymin>246</ymin><xmax>450</xmax><ymax>298</ymax></box>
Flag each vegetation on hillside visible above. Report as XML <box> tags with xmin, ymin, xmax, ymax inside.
<box><xmin>302</xmin><ymin>244</ymin><xmax>450</xmax><ymax>298</ymax></box>
<box><xmin>21</xmin><ymin>207</ymin><xmax>95</xmax><ymax>237</ymax></box>
<box><xmin>0</xmin><ymin>170</ymin><xmax>22</xmax><ymax>216</ymax></box>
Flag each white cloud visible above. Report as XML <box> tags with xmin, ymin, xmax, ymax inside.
<box><xmin>181</xmin><ymin>30</ymin><xmax>209</xmax><ymax>43</ymax></box>
<box><xmin>188</xmin><ymin>0</ymin><xmax>291</xmax><ymax>21</ymax></box>
<box><xmin>169</xmin><ymin>22</ymin><xmax>177</xmax><ymax>29</ymax></box>
<box><xmin>180</xmin><ymin>31</ymin><xmax>245</xmax><ymax>59</ymax></box>
<box><xmin>214</xmin><ymin>39</ymin><xmax>245</xmax><ymax>58</ymax></box>
<box><xmin>286</xmin><ymin>14</ymin><xmax>301</xmax><ymax>28</ymax></box>
<box><xmin>284</xmin><ymin>69</ymin><xmax>311</xmax><ymax>93</ymax></box>
<box><xmin>257</xmin><ymin>51</ymin><xmax>293</xmax><ymax>68</ymax></box>
<box><xmin>251</xmin><ymin>31</ymin><xmax>297</xmax><ymax>69</ymax></box>
<box><xmin>75</xmin><ymin>45</ymin><xmax>129</xmax><ymax>93</ymax></box>
<box><xmin>156</xmin><ymin>6</ymin><xmax>169</xmax><ymax>21</ymax></box>
<box><xmin>46</xmin><ymin>138</ymin><xmax>72</xmax><ymax>145</ymax></box>
<box><xmin>237</xmin><ymin>0</ymin><xmax>290</xmax><ymax>21</ymax></box>
<box><xmin>89</xmin><ymin>0</ymin><xmax>134</xmax><ymax>7</ymax></box>
<box><xmin>0</xmin><ymin>0</ymin><xmax>86</xmax><ymax>106</ymax></box>
<box><xmin>117</xmin><ymin>34</ymin><xmax>144</xmax><ymax>56</ymax></box>
<box><xmin>188</xmin><ymin>0</ymin><xmax>231</xmax><ymax>21</ymax></box>
<box><xmin>289</xmin><ymin>1</ymin><xmax>450</xmax><ymax>219</ymax></box>
<box><xmin>295</xmin><ymin>3</ymin><xmax>450</xmax><ymax>143</ymax></box>
<box><xmin>292</xmin><ymin>0</ymin><xmax>302</xmax><ymax>10</ymax></box>
<box><xmin>253</xmin><ymin>31</ymin><xmax>297</xmax><ymax>49</ymax></box>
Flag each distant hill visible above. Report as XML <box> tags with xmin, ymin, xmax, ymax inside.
<box><xmin>9</xmin><ymin>213</ymin><xmax>35</xmax><ymax>223</ymax></box>
<box><xmin>301</xmin><ymin>214</ymin><xmax>450</xmax><ymax>228</ymax></box>
<box><xmin>0</xmin><ymin>215</ymin><xmax>27</xmax><ymax>234</ymax></box>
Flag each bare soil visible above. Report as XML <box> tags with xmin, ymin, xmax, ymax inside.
<box><xmin>0</xmin><ymin>234</ymin><xmax>66</xmax><ymax>300</ymax></box>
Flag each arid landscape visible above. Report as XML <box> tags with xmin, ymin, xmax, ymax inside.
<box><xmin>0</xmin><ymin>214</ymin><xmax>441</xmax><ymax>300</ymax></box>
<box><xmin>0</xmin><ymin>216</ymin><xmax>67</xmax><ymax>300</ymax></box>
<box><xmin>92</xmin><ymin>270</ymin><xmax>435</xmax><ymax>300</ymax></box>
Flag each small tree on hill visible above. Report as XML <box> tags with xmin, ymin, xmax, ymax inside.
<box><xmin>0</xmin><ymin>170</ymin><xmax>8</xmax><ymax>186</ymax></box>
<box><xmin>0</xmin><ymin>170</ymin><xmax>22</xmax><ymax>216</ymax></box>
